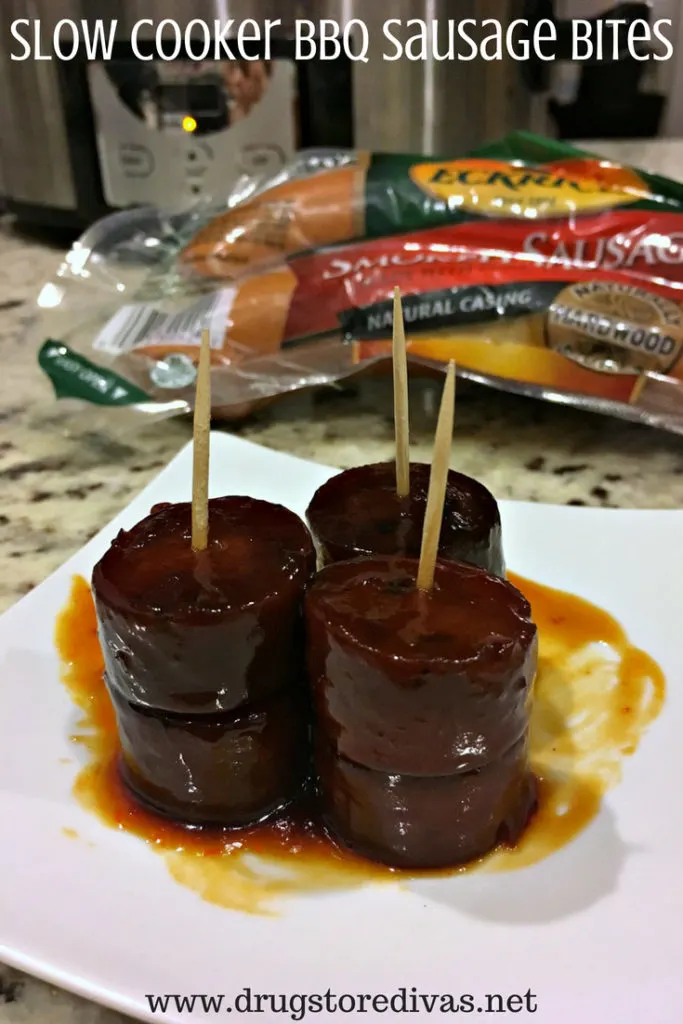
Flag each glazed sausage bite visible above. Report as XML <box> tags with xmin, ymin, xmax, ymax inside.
<box><xmin>92</xmin><ymin>497</ymin><xmax>316</xmax><ymax>714</ymax></box>
<box><xmin>305</xmin><ymin>556</ymin><xmax>538</xmax><ymax>869</ymax></box>
<box><xmin>91</xmin><ymin>496</ymin><xmax>316</xmax><ymax>827</ymax></box>
<box><xmin>109</xmin><ymin>685</ymin><xmax>309</xmax><ymax>827</ymax></box>
<box><xmin>306</xmin><ymin>557</ymin><xmax>536</xmax><ymax>777</ymax></box>
<box><xmin>305</xmin><ymin>462</ymin><xmax>504</xmax><ymax>576</ymax></box>
<box><xmin>316</xmin><ymin>734</ymin><xmax>536</xmax><ymax>870</ymax></box>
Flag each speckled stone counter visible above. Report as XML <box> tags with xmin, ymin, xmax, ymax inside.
<box><xmin>2</xmin><ymin>139</ymin><xmax>683</xmax><ymax>1024</ymax></box>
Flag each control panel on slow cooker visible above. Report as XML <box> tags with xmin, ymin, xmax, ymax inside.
<box><xmin>148</xmin><ymin>81</ymin><xmax>228</xmax><ymax>134</ymax></box>
<box><xmin>89</xmin><ymin>59</ymin><xmax>296</xmax><ymax>209</ymax></box>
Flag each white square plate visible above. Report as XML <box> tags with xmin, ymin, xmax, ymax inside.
<box><xmin>1</xmin><ymin>433</ymin><xmax>681</xmax><ymax>1024</ymax></box>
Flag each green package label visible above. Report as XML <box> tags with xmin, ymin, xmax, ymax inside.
<box><xmin>39</xmin><ymin>340</ymin><xmax>150</xmax><ymax>406</ymax></box>
<box><xmin>362</xmin><ymin>131</ymin><xmax>683</xmax><ymax>240</ymax></box>
<box><xmin>470</xmin><ymin>130</ymin><xmax>683</xmax><ymax>207</ymax></box>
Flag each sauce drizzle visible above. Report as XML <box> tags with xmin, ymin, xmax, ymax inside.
<box><xmin>56</xmin><ymin>572</ymin><xmax>665</xmax><ymax>913</ymax></box>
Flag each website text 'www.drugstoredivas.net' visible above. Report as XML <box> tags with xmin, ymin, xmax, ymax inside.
<box><xmin>145</xmin><ymin>987</ymin><xmax>539</xmax><ymax>1018</ymax></box>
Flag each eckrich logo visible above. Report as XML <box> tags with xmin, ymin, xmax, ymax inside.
<box><xmin>409</xmin><ymin>158</ymin><xmax>648</xmax><ymax>218</ymax></box>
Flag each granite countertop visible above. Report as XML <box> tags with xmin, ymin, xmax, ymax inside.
<box><xmin>2</xmin><ymin>138</ymin><xmax>683</xmax><ymax>1024</ymax></box>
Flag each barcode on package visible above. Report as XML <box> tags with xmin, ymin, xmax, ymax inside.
<box><xmin>92</xmin><ymin>289</ymin><xmax>236</xmax><ymax>355</ymax></box>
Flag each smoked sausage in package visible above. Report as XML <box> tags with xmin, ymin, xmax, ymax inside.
<box><xmin>35</xmin><ymin>132</ymin><xmax>683</xmax><ymax>433</ymax></box>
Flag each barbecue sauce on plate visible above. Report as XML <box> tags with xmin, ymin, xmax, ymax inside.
<box><xmin>56</xmin><ymin>572</ymin><xmax>665</xmax><ymax>915</ymax></box>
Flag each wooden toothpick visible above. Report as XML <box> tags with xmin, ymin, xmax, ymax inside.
<box><xmin>191</xmin><ymin>328</ymin><xmax>211</xmax><ymax>552</ymax></box>
<box><xmin>392</xmin><ymin>287</ymin><xmax>410</xmax><ymax>498</ymax></box>
<box><xmin>416</xmin><ymin>361</ymin><xmax>456</xmax><ymax>593</ymax></box>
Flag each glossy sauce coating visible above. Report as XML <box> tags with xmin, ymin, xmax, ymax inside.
<box><xmin>92</xmin><ymin>497</ymin><xmax>316</xmax><ymax>714</ymax></box>
<box><xmin>56</xmin><ymin>574</ymin><xmax>665</xmax><ymax>915</ymax></box>
<box><xmin>305</xmin><ymin>557</ymin><xmax>537</xmax><ymax>775</ymax></box>
<box><xmin>305</xmin><ymin>556</ymin><xmax>537</xmax><ymax>868</ymax></box>
<box><xmin>316</xmin><ymin>735</ymin><xmax>536</xmax><ymax>869</ymax></box>
<box><xmin>108</xmin><ymin>680</ymin><xmax>310</xmax><ymax>826</ymax></box>
<box><xmin>305</xmin><ymin>462</ymin><xmax>504</xmax><ymax>576</ymax></box>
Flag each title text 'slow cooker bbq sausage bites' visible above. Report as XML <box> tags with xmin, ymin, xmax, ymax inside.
<box><xmin>306</xmin><ymin>462</ymin><xmax>504</xmax><ymax>577</ymax></box>
<box><xmin>92</xmin><ymin>497</ymin><xmax>315</xmax><ymax>714</ymax></box>
<box><xmin>91</xmin><ymin>497</ymin><xmax>316</xmax><ymax>826</ymax></box>
<box><xmin>305</xmin><ymin>557</ymin><xmax>538</xmax><ymax>869</ymax></box>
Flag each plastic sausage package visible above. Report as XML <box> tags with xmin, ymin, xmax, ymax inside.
<box><xmin>33</xmin><ymin>131</ymin><xmax>683</xmax><ymax>434</ymax></box>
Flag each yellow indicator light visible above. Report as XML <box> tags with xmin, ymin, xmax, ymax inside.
<box><xmin>182</xmin><ymin>115</ymin><xmax>197</xmax><ymax>133</ymax></box>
